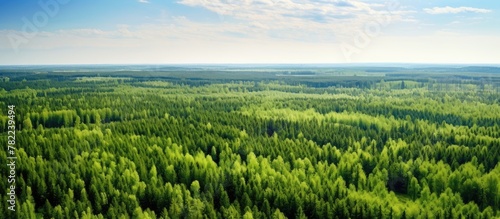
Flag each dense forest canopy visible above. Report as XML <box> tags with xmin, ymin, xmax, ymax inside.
<box><xmin>1</xmin><ymin>65</ymin><xmax>499</xmax><ymax>218</ymax></box>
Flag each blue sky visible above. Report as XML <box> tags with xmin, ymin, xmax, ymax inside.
<box><xmin>0</xmin><ymin>0</ymin><xmax>499</xmax><ymax>64</ymax></box>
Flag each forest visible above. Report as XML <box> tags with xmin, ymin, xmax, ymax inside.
<box><xmin>0</xmin><ymin>65</ymin><xmax>500</xmax><ymax>218</ymax></box>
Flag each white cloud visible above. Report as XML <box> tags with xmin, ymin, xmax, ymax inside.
<box><xmin>177</xmin><ymin>0</ymin><xmax>413</xmax><ymax>41</ymax></box>
<box><xmin>424</xmin><ymin>6</ymin><xmax>491</xmax><ymax>15</ymax></box>
<box><xmin>138</xmin><ymin>0</ymin><xmax>149</xmax><ymax>3</ymax></box>
<box><xmin>177</xmin><ymin>0</ymin><xmax>373</xmax><ymax>23</ymax></box>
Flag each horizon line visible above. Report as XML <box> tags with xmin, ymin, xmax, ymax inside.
<box><xmin>1</xmin><ymin>62</ymin><xmax>500</xmax><ymax>67</ymax></box>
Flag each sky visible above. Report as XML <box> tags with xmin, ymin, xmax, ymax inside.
<box><xmin>0</xmin><ymin>0</ymin><xmax>499</xmax><ymax>65</ymax></box>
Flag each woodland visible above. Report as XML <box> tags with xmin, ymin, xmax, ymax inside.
<box><xmin>0</xmin><ymin>66</ymin><xmax>499</xmax><ymax>218</ymax></box>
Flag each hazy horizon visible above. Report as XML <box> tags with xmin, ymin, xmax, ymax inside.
<box><xmin>1</xmin><ymin>63</ymin><xmax>500</xmax><ymax>68</ymax></box>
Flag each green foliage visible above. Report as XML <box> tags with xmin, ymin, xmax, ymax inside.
<box><xmin>1</xmin><ymin>69</ymin><xmax>500</xmax><ymax>218</ymax></box>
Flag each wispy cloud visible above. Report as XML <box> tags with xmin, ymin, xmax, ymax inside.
<box><xmin>138</xmin><ymin>0</ymin><xmax>149</xmax><ymax>3</ymax></box>
<box><xmin>424</xmin><ymin>6</ymin><xmax>491</xmax><ymax>15</ymax></box>
<box><xmin>178</xmin><ymin>0</ymin><xmax>375</xmax><ymax>23</ymax></box>
<box><xmin>177</xmin><ymin>0</ymin><xmax>412</xmax><ymax>42</ymax></box>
